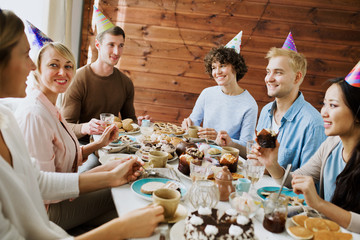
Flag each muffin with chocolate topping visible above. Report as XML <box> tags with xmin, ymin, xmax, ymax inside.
<box><xmin>256</xmin><ymin>129</ymin><xmax>278</xmax><ymax>148</ymax></box>
<box><xmin>178</xmin><ymin>147</ymin><xmax>204</xmax><ymax>175</ymax></box>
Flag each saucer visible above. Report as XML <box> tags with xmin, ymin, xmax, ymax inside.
<box><xmin>165</xmin><ymin>204</ymin><xmax>187</xmax><ymax>223</ymax></box>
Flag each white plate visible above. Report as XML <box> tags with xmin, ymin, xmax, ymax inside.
<box><xmin>135</xmin><ymin>150</ymin><xmax>178</xmax><ymax>163</ymax></box>
<box><xmin>130</xmin><ymin>178</ymin><xmax>187</xmax><ymax>201</ymax></box>
<box><xmin>99</xmin><ymin>153</ymin><xmax>133</xmax><ymax>165</ymax></box>
<box><xmin>285</xmin><ymin>214</ymin><xmax>355</xmax><ymax>239</ymax></box>
<box><xmin>170</xmin><ymin>219</ymin><xmax>185</xmax><ymax>240</ymax></box>
<box><xmin>120</xmin><ymin>123</ymin><xmax>140</xmax><ymax>135</ymax></box>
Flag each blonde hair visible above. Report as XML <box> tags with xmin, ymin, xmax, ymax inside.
<box><xmin>0</xmin><ymin>10</ymin><xmax>25</xmax><ymax>79</ymax></box>
<box><xmin>266</xmin><ymin>47</ymin><xmax>307</xmax><ymax>83</ymax></box>
<box><xmin>33</xmin><ymin>42</ymin><xmax>76</xmax><ymax>85</ymax></box>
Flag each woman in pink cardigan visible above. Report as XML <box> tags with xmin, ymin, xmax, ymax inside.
<box><xmin>15</xmin><ymin>42</ymin><xmax>121</xmax><ymax>231</ymax></box>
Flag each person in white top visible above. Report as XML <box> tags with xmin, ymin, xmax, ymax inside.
<box><xmin>0</xmin><ymin>9</ymin><xmax>164</xmax><ymax>239</ymax></box>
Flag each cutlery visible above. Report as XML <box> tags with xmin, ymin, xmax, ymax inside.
<box><xmin>142</xmin><ymin>169</ymin><xmax>181</xmax><ymax>183</ymax></box>
<box><xmin>276</xmin><ymin>164</ymin><xmax>292</xmax><ymax>200</ymax></box>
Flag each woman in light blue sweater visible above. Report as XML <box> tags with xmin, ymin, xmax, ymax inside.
<box><xmin>182</xmin><ymin>46</ymin><xmax>258</xmax><ymax>148</ymax></box>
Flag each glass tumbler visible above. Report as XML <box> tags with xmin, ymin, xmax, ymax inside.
<box><xmin>185</xmin><ymin>180</ymin><xmax>219</xmax><ymax>211</ymax></box>
<box><xmin>100</xmin><ymin>113</ymin><xmax>114</xmax><ymax>127</ymax></box>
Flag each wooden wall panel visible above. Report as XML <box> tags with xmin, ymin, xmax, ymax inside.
<box><xmin>80</xmin><ymin>0</ymin><xmax>360</xmax><ymax>124</ymax></box>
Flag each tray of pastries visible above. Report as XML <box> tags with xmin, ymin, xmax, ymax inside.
<box><xmin>153</xmin><ymin>122</ymin><xmax>185</xmax><ymax>135</ymax></box>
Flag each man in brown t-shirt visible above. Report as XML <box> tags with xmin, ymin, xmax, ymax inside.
<box><xmin>62</xmin><ymin>26</ymin><xmax>148</xmax><ymax>143</ymax></box>
<box><xmin>62</xmin><ymin>26</ymin><xmax>149</xmax><ymax>170</ymax></box>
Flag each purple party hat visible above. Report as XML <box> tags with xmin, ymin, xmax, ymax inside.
<box><xmin>345</xmin><ymin>61</ymin><xmax>360</xmax><ymax>88</ymax></box>
<box><xmin>282</xmin><ymin>32</ymin><xmax>297</xmax><ymax>52</ymax></box>
<box><xmin>25</xmin><ymin>20</ymin><xmax>52</xmax><ymax>49</ymax></box>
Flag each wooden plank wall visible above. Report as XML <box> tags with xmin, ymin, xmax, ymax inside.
<box><xmin>80</xmin><ymin>0</ymin><xmax>360</xmax><ymax>124</ymax></box>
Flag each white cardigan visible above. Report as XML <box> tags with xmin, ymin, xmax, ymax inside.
<box><xmin>0</xmin><ymin>104</ymin><xmax>78</xmax><ymax>239</ymax></box>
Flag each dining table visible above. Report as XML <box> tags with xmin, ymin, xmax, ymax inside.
<box><xmin>97</xmin><ymin>132</ymin><xmax>360</xmax><ymax>240</ymax></box>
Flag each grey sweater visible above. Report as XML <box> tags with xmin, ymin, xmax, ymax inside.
<box><xmin>276</xmin><ymin>136</ymin><xmax>360</xmax><ymax>233</ymax></box>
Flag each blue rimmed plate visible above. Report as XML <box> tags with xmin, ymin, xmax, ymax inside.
<box><xmin>109</xmin><ymin>135</ymin><xmax>137</xmax><ymax>146</ymax></box>
<box><xmin>257</xmin><ymin>186</ymin><xmax>307</xmax><ymax>206</ymax></box>
<box><xmin>131</xmin><ymin>178</ymin><xmax>187</xmax><ymax>201</ymax></box>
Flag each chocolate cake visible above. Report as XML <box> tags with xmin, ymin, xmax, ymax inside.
<box><xmin>256</xmin><ymin>129</ymin><xmax>278</xmax><ymax>148</ymax></box>
<box><xmin>184</xmin><ymin>207</ymin><xmax>255</xmax><ymax>240</ymax></box>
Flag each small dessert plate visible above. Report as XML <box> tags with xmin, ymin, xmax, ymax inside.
<box><xmin>131</xmin><ymin>178</ymin><xmax>187</xmax><ymax>201</ymax></box>
<box><xmin>109</xmin><ymin>135</ymin><xmax>137</xmax><ymax>146</ymax></box>
<box><xmin>135</xmin><ymin>150</ymin><xmax>178</xmax><ymax>163</ymax></box>
<box><xmin>166</xmin><ymin>204</ymin><xmax>187</xmax><ymax>223</ymax></box>
<box><xmin>99</xmin><ymin>153</ymin><xmax>133</xmax><ymax>165</ymax></box>
<box><xmin>257</xmin><ymin>186</ymin><xmax>307</xmax><ymax>206</ymax></box>
<box><xmin>208</xmin><ymin>144</ymin><xmax>222</xmax><ymax>156</ymax></box>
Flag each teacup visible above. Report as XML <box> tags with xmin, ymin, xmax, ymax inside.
<box><xmin>234</xmin><ymin>178</ymin><xmax>251</xmax><ymax>195</ymax></box>
<box><xmin>153</xmin><ymin>188</ymin><xmax>181</xmax><ymax>219</ymax></box>
<box><xmin>188</xmin><ymin>126</ymin><xmax>200</xmax><ymax>138</ymax></box>
<box><xmin>148</xmin><ymin>151</ymin><xmax>168</xmax><ymax>168</ymax></box>
<box><xmin>221</xmin><ymin>146</ymin><xmax>240</xmax><ymax>158</ymax></box>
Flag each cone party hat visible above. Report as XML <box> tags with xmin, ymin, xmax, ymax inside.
<box><xmin>93</xmin><ymin>5</ymin><xmax>115</xmax><ymax>34</ymax></box>
<box><xmin>225</xmin><ymin>31</ymin><xmax>242</xmax><ymax>54</ymax></box>
<box><xmin>25</xmin><ymin>20</ymin><xmax>52</xmax><ymax>49</ymax></box>
<box><xmin>282</xmin><ymin>32</ymin><xmax>297</xmax><ymax>52</ymax></box>
<box><xmin>345</xmin><ymin>61</ymin><xmax>360</xmax><ymax>87</ymax></box>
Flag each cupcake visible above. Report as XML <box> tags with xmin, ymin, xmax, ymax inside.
<box><xmin>256</xmin><ymin>129</ymin><xmax>278</xmax><ymax>148</ymax></box>
<box><xmin>219</xmin><ymin>153</ymin><xmax>238</xmax><ymax>173</ymax></box>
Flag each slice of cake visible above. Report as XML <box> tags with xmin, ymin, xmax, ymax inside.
<box><xmin>184</xmin><ymin>207</ymin><xmax>255</xmax><ymax>240</ymax></box>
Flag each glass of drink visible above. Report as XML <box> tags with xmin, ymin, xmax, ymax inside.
<box><xmin>140</xmin><ymin>119</ymin><xmax>154</xmax><ymax>136</ymax></box>
<box><xmin>189</xmin><ymin>160</ymin><xmax>212</xmax><ymax>182</ymax></box>
<box><xmin>100</xmin><ymin>113</ymin><xmax>114</xmax><ymax>128</ymax></box>
<box><xmin>246</xmin><ymin>140</ymin><xmax>255</xmax><ymax>156</ymax></box>
<box><xmin>245</xmin><ymin>159</ymin><xmax>265</xmax><ymax>194</ymax></box>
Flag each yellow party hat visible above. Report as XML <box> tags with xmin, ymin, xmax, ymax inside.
<box><xmin>93</xmin><ymin>5</ymin><xmax>115</xmax><ymax>34</ymax></box>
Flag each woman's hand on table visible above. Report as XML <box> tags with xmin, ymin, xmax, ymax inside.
<box><xmin>117</xmin><ymin>205</ymin><xmax>165</xmax><ymax>238</ymax></box>
<box><xmin>198</xmin><ymin>127</ymin><xmax>217</xmax><ymax>140</ymax></box>
<box><xmin>81</xmin><ymin>118</ymin><xmax>105</xmax><ymax>135</ymax></box>
<box><xmin>292</xmin><ymin>175</ymin><xmax>323</xmax><ymax>209</ymax></box>
<box><xmin>216</xmin><ymin>130</ymin><xmax>232</xmax><ymax>146</ymax></box>
<box><xmin>96</xmin><ymin>124</ymin><xmax>119</xmax><ymax>147</ymax></box>
<box><xmin>181</xmin><ymin>117</ymin><xmax>193</xmax><ymax>130</ymax></box>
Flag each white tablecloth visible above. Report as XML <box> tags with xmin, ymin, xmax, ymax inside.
<box><xmin>101</xmin><ymin>134</ymin><xmax>360</xmax><ymax>240</ymax></box>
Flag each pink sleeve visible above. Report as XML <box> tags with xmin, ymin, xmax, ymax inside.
<box><xmin>17</xmin><ymin>112</ymin><xmax>57</xmax><ymax>172</ymax></box>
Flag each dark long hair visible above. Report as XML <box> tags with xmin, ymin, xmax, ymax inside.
<box><xmin>330</xmin><ymin>77</ymin><xmax>360</xmax><ymax>213</ymax></box>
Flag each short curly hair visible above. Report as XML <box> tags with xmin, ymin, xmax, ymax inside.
<box><xmin>204</xmin><ymin>46</ymin><xmax>248</xmax><ymax>82</ymax></box>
